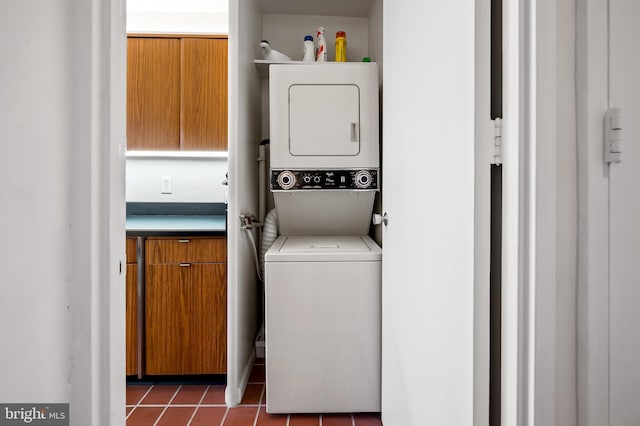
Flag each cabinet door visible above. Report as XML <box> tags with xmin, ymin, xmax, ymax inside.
<box><xmin>127</xmin><ymin>38</ymin><xmax>181</xmax><ymax>150</ymax></box>
<box><xmin>125</xmin><ymin>238</ymin><xmax>138</xmax><ymax>376</ymax></box>
<box><xmin>146</xmin><ymin>237</ymin><xmax>226</xmax><ymax>264</ymax></box>
<box><xmin>126</xmin><ymin>263</ymin><xmax>138</xmax><ymax>376</ymax></box>
<box><xmin>181</xmin><ymin>38</ymin><xmax>228</xmax><ymax>151</ymax></box>
<box><xmin>126</xmin><ymin>238</ymin><xmax>137</xmax><ymax>264</ymax></box>
<box><xmin>145</xmin><ymin>265</ymin><xmax>192</xmax><ymax>375</ymax></box>
<box><xmin>190</xmin><ymin>264</ymin><xmax>227</xmax><ymax>374</ymax></box>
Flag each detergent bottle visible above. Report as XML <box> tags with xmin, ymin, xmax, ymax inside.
<box><xmin>302</xmin><ymin>35</ymin><xmax>315</xmax><ymax>61</ymax></box>
<box><xmin>335</xmin><ymin>31</ymin><xmax>347</xmax><ymax>62</ymax></box>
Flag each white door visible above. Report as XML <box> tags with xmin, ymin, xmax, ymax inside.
<box><xmin>382</xmin><ymin>0</ymin><xmax>478</xmax><ymax>424</ymax></box>
<box><xmin>609</xmin><ymin>0</ymin><xmax>640</xmax><ymax>423</ymax></box>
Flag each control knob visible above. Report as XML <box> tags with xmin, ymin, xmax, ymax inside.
<box><xmin>277</xmin><ymin>170</ymin><xmax>296</xmax><ymax>190</ymax></box>
<box><xmin>354</xmin><ymin>170</ymin><xmax>373</xmax><ymax>189</ymax></box>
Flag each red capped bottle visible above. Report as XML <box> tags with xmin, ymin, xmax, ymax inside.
<box><xmin>335</xmin><ymin>31</ymin><xmax>347</xmax><ymax>62</ymax></box>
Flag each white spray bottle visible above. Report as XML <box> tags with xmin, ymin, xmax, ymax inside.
<box><xmin>315</xmin><ymin>26</ymin><xmax>327</xmax><ymax>62</ymax></box>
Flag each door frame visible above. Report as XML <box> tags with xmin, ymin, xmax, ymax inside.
<box><xmin>69</xmin><ymin>0</ymin><xmax>127</xmax><ymax>423</ymax></box>
<box><xmin>576</xmin><ymin>0</ymin><xmax>609</xmax><ymax>426</ymax></box>
<box><xmin>85</xmin><ymin>0</ymin><xmax>587</xmax><ymax>423</ymax></box>
<box><xmin>501</xmin><ymin>0</ymin><xmax>531</xmax><ymax>422</ymax></box>
<box><xmin>502</xmin><ymin>0</ymin><xmax>579</xmax><ymax>424</ymax></box>
<box><xmin>576</xmin><ymin>0</ymin><xmax>612</xmax><ymax>425</ymax></box>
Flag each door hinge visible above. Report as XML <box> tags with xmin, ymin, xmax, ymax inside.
<box><xmin>492</xmin><ymin>118</ymin><xmax>503</xmax><ymax>165</ymax></box>
<box><xmin>605</xmin><ymin>107</ymin><xmax>623</xmax><ymax>164</ymax></box>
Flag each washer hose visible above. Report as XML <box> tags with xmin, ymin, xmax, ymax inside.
<box><xmin>261</xmin><ymin>208</ymin><xmax>279</xmax><ymax>277</ymax></box>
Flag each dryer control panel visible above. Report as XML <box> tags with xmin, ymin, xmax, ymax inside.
<box><xmin>271</xmin><ymin>169</ymin><xmax>379</xmax><ymax>191</ymax></box>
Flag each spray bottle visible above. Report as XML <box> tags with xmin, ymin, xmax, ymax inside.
<box><xmin>315</xmin><ymin>26</ymin><xmax>327</xmax><ymax>62</ymax></box>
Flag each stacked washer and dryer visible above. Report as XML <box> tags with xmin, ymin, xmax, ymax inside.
<box><xmin>264</xmin><ymin>63</ymin><xmax>381</xmax><ymax>414</ymax></box>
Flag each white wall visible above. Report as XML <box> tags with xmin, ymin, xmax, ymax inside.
<box><xmin>262</xmin><ymin>14</ymin><xmax>369</xmax><ymax>62</ymax></box>
<box><xmin>127</xmin><ymin>0</ymin><xmax>229</xmax><ymax>34</ymax></box>
<box><xmin>368</xmin><ymin>0</ymin><xmax>384</xmax><ymax>72</ymax></box>
<box><xmin>0</xmin><ymin>0</ymin><xmax>73</xmax><ymax>403</ymax></box>
<box><xmin>126</xmin><ymin>158</ymin><xmax>228</xmax><ymax>203</ymax></box>
<box><xmin>0</xmin><ymin>0</ymin><xmax>127</xmax><ymax>424</ymax></box>
<box><xmin>574</xmin><ymin>1</ymin><xmax>640</xmax><ymax>424</ymax></box>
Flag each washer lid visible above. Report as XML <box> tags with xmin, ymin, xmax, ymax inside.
<box><xmin>266</xmin><ymin>235</ymin><xmax>381</xmax><ymax>262</ymax></box>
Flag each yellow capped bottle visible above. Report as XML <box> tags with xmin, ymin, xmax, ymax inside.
<box><xmin>335</xmin><ymin>31</ymin><xmax>347</xmax><ymax>62</ymax></box>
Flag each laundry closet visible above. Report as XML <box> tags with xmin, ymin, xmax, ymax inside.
<box><xmin>228</xmin><ymin>0</ymin><xmax>482</xmax><ymax>424</ymax></box>
<box><xmin>227</xmin><ymin>0</ymin><xmax>384</xmax><ymax>405</ymax></box>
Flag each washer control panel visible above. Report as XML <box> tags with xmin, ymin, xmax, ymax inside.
<box><xmin>271</xmin><ymin>169</ymin><xmax>379</xmax><ymax>191</ymax></box>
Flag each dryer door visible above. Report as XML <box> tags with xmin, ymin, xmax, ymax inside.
<box><xmin>289</xmin><ymin>84</ymin><xmax>360</xmax><ymax>156</ymax></box>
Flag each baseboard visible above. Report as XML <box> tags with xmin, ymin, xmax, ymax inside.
<box><xmin>225</xmin><ymin>349</ymin><xmax>256</xmax><ymax>407</ymax></box>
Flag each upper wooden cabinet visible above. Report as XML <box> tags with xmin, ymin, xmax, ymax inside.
<box><xmin>181</xmin><ymin>38</ymin><xmax>228</xmax><ymax>151</ymax></box>
<box><xmin>127</xmin><ymin>38</ymin><xmax>180</xmax><ymax>150</ymax></box>
<box><xmin>127</xmin><ymin>36</ymin><xmax>228</xmax><ymax>151</ymax></box>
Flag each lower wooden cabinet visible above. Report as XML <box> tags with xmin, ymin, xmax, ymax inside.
<box><xmin>190</xmin><ymin>263</ymin><xmax>227</xmax><ymax>374</ymax></box>
<box><xmin>125</xmin><ymin>238</ymin><xmax>138</xmax><ymax>376</ymax></box>
<box><xmin>145</xmin><ymin>237</ymin><xmax>227</xmax><ymax>375</ymax></box>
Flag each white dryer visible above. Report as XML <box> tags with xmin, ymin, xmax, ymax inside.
<box><xmin>265</xmin><ymin>235</ymin><xmax>381</xmax><ymax>414</ymax></box>
<box><xmin>269</xmin><ymin>63</ymin><xmax>379</xmax><ymax>236</ymax></box>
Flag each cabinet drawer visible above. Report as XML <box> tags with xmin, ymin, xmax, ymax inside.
<box><xmin>146</xmin><ymin>237</ymin><xmax>226</xmax><ymax>264</ymax></box>
<box><xmin>126</xmin><ymin>238</ymin><xmax>138</xmax><ymax>264</ymax></box>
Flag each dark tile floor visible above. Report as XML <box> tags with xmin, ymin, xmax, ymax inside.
<box><xmin>126</xmin><ymin>358</ymin><xmax>383</xmax><ymax>426</ymax></box>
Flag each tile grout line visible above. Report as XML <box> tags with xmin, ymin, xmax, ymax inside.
<box><xmin>126</xmin><ymin>384</ymin><xmax>155</xmax><ymax>420</ymax></box>
<box><xmin>219</xmin><ymin>406</ymin><xmax>230</xmax><ymax>426</ymax></box>
<box><xmin>186</xmin><ymin>385</ymin><xmax>210</xmax><ymax>426</ymax></box>
<box><xmin>251</xmin><ymin>404</ymin><xmax>260</xmax><ymax>426</ymax></box>
<box><xmin>152</xmin><ymin>385</ymin><xmax>182</xmax><ymax>426</ymax></box>
<box><xmin>259</xmin><ymin>384</ymin><xmax>266</xmax><ymax>407</ymax></box>
<box><xmin>251</xmin><ymin>384</ymin><xmax>267</xmax><ymax>426</ymax></box>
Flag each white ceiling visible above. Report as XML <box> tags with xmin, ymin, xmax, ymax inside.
<box><xmin>127</xmin><ymin>0</ymin><xmax>228</xmax><ymax>14</ymax></box>
<box><xmin>127</xmin><ymin>0</ymin><xmax>373</xmax><ymax>18</ymax></box>
<box><xmin>259</xmin><ymin>0</ymin><xmax>374</xmax><ymax>17</ymax></box>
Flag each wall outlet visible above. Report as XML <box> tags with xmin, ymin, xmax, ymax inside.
<box><xmin>161</xmin><ymin>176</ymin><xmax>173</xmax><ymax>194</ymax></box>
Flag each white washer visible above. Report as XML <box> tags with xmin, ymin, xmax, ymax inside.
<box><xmin>265</xmin><ymin>235</ymin><xmax>382</xmax><ymax>414</ymax></box>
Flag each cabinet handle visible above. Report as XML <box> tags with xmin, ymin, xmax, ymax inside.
<box><xmin>178</xmin><ymin>239</ymin><xmax>190</xmax><ymax>243</ymax></box>
<box><xmin>179</xmin><ymin>263</ymin><xmax>191</xmax><ymax>267</ymax></box>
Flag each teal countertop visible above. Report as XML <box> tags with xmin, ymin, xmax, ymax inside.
<box><xmin>126</xmin><ymin>215</ymin><xmax>226</xmax><ymax>236</ymax></box>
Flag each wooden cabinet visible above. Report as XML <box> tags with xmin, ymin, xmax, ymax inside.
<box><xmin>125</xmin><ymin>238</ymin><xmax>139</xmax><ymax>376</ymax></box>
<box><xmin>181</xmin><ymin>38</ymin><xmax>228</xmax><ymax>151</ymax></box>
<box><xmin>126</xmin><ymin>36</ymin><xmax>228</xmax><ymax>151</ymax></box>
<box><xmin>145</xmin><ymin>237</ymin><xmax>227</xmax><ymax>375</ymax></box>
